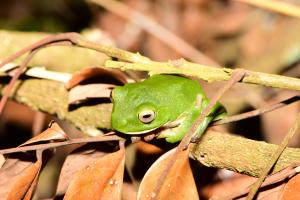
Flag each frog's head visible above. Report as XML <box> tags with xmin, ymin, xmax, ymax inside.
<box><xmin>111</xmin><ymin>83</ymin><xmax>171</xmax><ymax>134</ymax></box>
<box><xmin>111</xmin><ymin>75</ymin><xmax>204</xmax><ymax>136</ymax></box>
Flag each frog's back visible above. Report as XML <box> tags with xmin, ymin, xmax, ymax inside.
<box><xmin>112</xmin><ymin>74</ymin><xmax>206</xmax><ymax>133</ymax></box>
<box><xmin>124</xmin><ymin>75</ymin><xmax>205</xmax><ymax>117</ymax></box>
<box><xmin>143</xmin><ymin>75</ymin><xmax>203</xmax><ymax>99</ymax></box>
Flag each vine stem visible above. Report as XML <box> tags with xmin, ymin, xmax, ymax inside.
<box><xmin>105</xmin><ymin>60</ymin><xmax>300</xmax><ymax>91</ymax></box>
<box><xmin>1</xmin><ymin>33</ymin><xmax>300</xmax><ymax>92</ymax></box>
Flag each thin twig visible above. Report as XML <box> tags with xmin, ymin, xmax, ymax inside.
<box><xmin>105</xmin><ymin>60</ymin><xmax>300</xmax><ymax>91</ymax></box>
<box><xmin>0</xmin><ymin>134</ymin><xmax>123</xmax><ymax>155</ymax></box>
<box><xmin>0</xmin><ymin>50</ymin><xmax>37</xmax><ymax>114</ymax></box>
<box><xmin>0</xmin><ymin>33</ymin><xmax>150</xmax><ymax>69</ymax></box>
<box><xmin>0</xmin><ymin>33</ymin><xmax>77</xmax><ymax>68</ymax></box>
<box><xmin>0</xmin><ymin>41</ymin><xmax>72</xmax><ymax>115</ymax></box>
<box><xmin>1</xmin><ymin>33</ymin><xmax>300</xmax><ymax>92</ymax></box>
<box><xmin>212</xmin><ymin>95</ymin><xmax>300</xmax><ymax>126</ymax></box>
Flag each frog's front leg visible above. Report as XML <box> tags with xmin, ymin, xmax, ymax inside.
<box><xmin>190</xmin><ymin>101</ymin><xmax>226</xmax><ymax>143</ymax></box>
<box><xmin>157</xmin><ymin>101</ymin><xmax>226</xmax><ymax>143</ymax></box>
<box><xmin>157</xmin><ymin>112</ymin><xmax>200</xmax><ymax>143</ymax></box>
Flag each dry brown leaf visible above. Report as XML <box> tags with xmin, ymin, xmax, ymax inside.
<box><xmin>100</xmin><ymin>149</ymin><xmax>125</xmax><ymax>200</ymax></box>
<box><xmin>206</xmin><ymin>173</ymin><xmax>286</xmax><ymax>200</ymax></box>
<box><xmin>56</xmin><ymin>149</ymin><xmax>107</xmax><ymax>196</ymax></box>
<box><xmin>63</xmin><ymin>148</ymin><xmax>125</xmax><ymax>200</ymax></box>
<box><xmin>0</xmin><ymin>151</ymin><xmax>43</xmax><ymax>199</ymax></box>
<box><xmin>20</xmin><ymin>121</ymin><xmax>69</xmax><ymax>147</ymax></box>
<box><xmin>279</xmin><ymin>173</ymin><xmax>300</xmax><ymax>200</ymax></box>
<box><xmin>138</xmin><ymin>148</ymin><xmax>199</xmax><ymax>200</ymax></box>
<box><xmin>203</xmin><ymin>173</ymin><xmax>252</xmax><ymax>199</ymax></box>
<box><xmin>23</xmin><ymin>152</ymin><xmax>43</xmax><ymax>200</ymax></box>
<box><xmin>68</xmin><ymin>83</ymin><xmax>115</xmax><ymax>104</ymax></box>
<box><xmin>66</xmin><ymin>66</ymin><xmax>128</xmax><ymax>89</ymax></box>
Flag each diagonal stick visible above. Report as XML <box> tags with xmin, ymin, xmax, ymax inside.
<box><xmin>246</xmin><ymin>110</ymin><xmax>300</xmax><ymax>199</ymax></box>
<box><xmin>0</xmin><ymin>50</ymin><xmax>38</xmax><ymax>114</ymax></box>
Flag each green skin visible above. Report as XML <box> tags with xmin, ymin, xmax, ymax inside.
<box><xmin>111</xmin><ymin>74</ymin><xmax>226</xmax><ymax>143</ymax></box>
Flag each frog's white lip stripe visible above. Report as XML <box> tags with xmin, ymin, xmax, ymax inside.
<box><xmin>126</xmin><ymin>127</ymin><xmax>158</xmax><ymax>135</ymax></box>
<box><xmin>125</xmin><ymin>119</ymin><xmax>183</xmax><ymax>135</ymax></box>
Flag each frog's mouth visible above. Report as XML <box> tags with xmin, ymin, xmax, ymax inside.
<box><xmin>126</xmin><ymin>127</ymin><xmax>159</xmax><ymax>135</ymax></box>
<box><xmin>125</xmin><ymin>118</ymin><xmax>183</xmax><ymax>135</ymax></box>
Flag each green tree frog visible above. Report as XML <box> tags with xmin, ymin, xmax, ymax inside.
<box><xmin>111</xmin><ymin>74</ymin><xmax>225</xmax><ymax>143</ymax></box>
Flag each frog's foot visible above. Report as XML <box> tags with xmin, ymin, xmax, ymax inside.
<box><xmin>157</xmin><ymin>129</ymin><xmax>177</xmax><ymax>140</ymax></box>
<box><xmin>143</xmin><ymin>133</ymin><xmax>157</xmax><ymax>142</ymax></box>
<box><xmin>157</xmin><ymin>117</ymin><xmax>184</xmax><ymax>141</ymax></box>
<box><xmin>130</xmin><ymin>132</ymin><xmax>158</xmax><ymax>143</ymax></box>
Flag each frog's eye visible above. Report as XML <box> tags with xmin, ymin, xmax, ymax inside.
<box><xmin>138</xmin><ymin>110</ymin><xmax>155</xmax><ymax>123</ymax></box>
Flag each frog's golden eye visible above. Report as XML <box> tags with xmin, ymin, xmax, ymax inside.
<box><xmin>138</xmin><ymin>110</ymin><xmax>155</xmax><ymax>123</ymax></box>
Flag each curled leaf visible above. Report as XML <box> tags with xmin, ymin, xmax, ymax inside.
<box><xmin>68</xmin><ymin>83</ymin><xmax>115</xmax><ymax>104</ymax></box>
<box><xmin>66</xmin><ymin>66</ymin><xmax>129</xmax><ymax>89</ymax></box>
<box><xmin>20</xmin><ymin>121</ymin><xmax>69</xmax><ymax>147</ymax></box>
